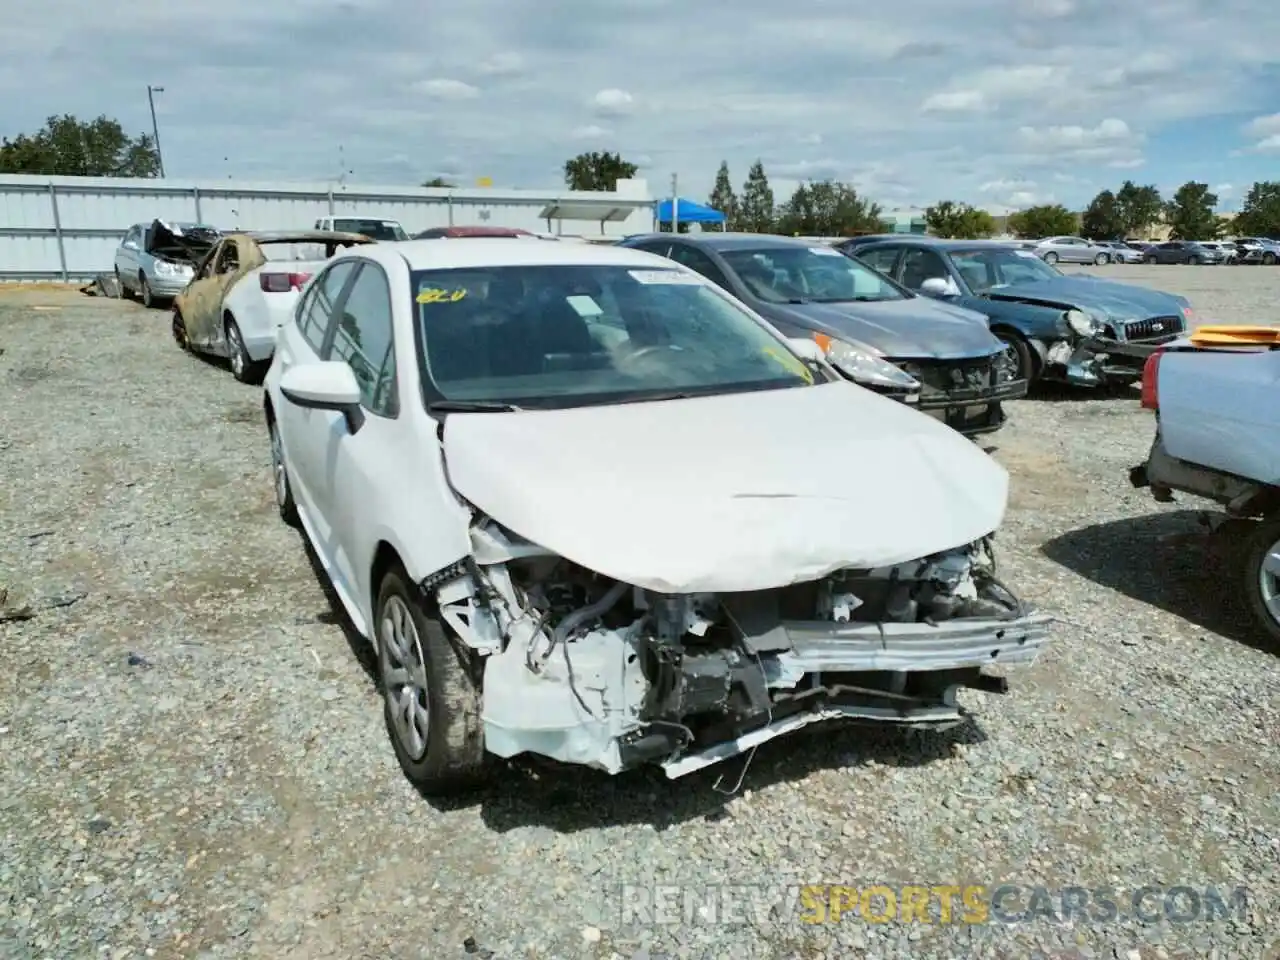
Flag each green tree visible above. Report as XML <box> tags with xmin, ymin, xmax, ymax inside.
<box><xmin>1164</xmin><ymin>181</ymin><xmax>1219</xmax><ymax>239</ymax></box>
<box><xmin>1006</xmin><ymin>204</ymin><xmax>1078</xmax><ymax>239</ymax></box>
<box><xmin>738</xmin><ymin>160</ymin><xmax>775</xmax><ymax>233</ymax></box>
<box><xmin>1081</xmin><ymin>189</ymin><xmax>1126</xmax><ymax>240</ymax></box>
<box><xmin>923</xmin><ymin>200</ymin><xmax>995</xmax><ymax>239</ymax></box>
<box><xmin>776</xmin><ymin>180</ymin><xmax>884</xmax><ymax>236</ymax></box>
<box><xmin>1113</xmin><ymin>180</ymin><xmax>1163</xmax><ymax>238</ymax></box>
<box><xmin>707</xmin><ymin>161</ymin><xmax>738</xmax><ymax>230</ymax></box>
<box><xmin>1232</xmin><ymin>181</ymin><xmax>1280</xmax><ymax>237</ymax></box>
<box><xmin>0</xmin><ymin>114</ymin><xmax>160</xmax><ymax>177</ymax></box>
<box><xmin>421</xmin><ymin>177</ymin><xmax>454</xmax><ymax>188</ymax></box>
<box><xmin>562</xmin><ymin>151</ymin><xmax>638</xmax><ymax>191</ymax></box>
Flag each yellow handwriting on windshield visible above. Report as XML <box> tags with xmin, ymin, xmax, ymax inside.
<box><xmin>416</xmin><ymin>287</ymin><xmax>467</xmax><ymax>304</ymax></box>
<box><xmin>761</xmin><ymin>346</ymin><xmax>814</xmax><ymax>384</ymax></box>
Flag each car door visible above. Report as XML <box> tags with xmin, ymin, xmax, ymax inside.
<box><xmin>115</xmin><ymin>225</ymin><xmax>141</xmax><ymax>283</ymax></box>
<box><xmin>179</xmin><ymin>240</ymin><xmax>233</xmax><ymax>347</ymax></box>
<box><xmin>320</xmin><ymin>260</ymin><xmax>403</xmax><ymax>602</ymax></box>
<box><xmin>272</xmin><ymin>259</ymin><xmax>362</xmax><ymax>554</ymax></box>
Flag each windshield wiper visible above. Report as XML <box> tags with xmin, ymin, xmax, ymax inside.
<box><xmin>427</xmin><ymin>400</ymin><xmax>522</xmax><ymax>414</ymax></box>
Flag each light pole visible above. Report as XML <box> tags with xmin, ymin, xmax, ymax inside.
<box><xmin>147</xmin><ymin>85</ymin><xmax>166</xmax><ymax>177</ymax></box>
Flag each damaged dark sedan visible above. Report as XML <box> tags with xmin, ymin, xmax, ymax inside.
<box><xmin>617</xmin><ymin>233</ymin><xmax>1028</xmax><ymax>437</ymax></box>
<box><xmin>846</xmin><ymin>236</ymin><xmax>1196</xmax><ymax>388</ymax></box>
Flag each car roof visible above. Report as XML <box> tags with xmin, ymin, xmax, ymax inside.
<box><xmin>624</xmin><ymin>231</ymin><xmax>834</xmax><ymax>252</ymax></box>
<box><xmin>234</xmin><ymin>230</ymin><xmax>375</xmax><ymax>244</ymax></box>
<box><xmin>852</xmin><ymin>236</ymin><xmax>1023</xmax><ymax>251</ymax></box>
<box><xmin>380</xmin><ymin>237</ymin><xmax>680</xmax><ymax>271</ymax></box>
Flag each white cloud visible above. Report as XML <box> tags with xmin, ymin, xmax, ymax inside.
<box><xmin>1</xmin><ymin>0</ymin><xmax>1277</xmax><ymax>206</ymax></box>
<box><xmin>414</xmin><ymin>78</ymin><xmax>479</xmax><ymax>100</ymax></box>
<box><xmin>591</xmin><ymin>88</ymin><xmax>635</xmax><ymax>118</ymax></box>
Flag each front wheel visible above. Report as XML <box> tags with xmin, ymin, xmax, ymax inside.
<box><xmin>1143</xmin><ymin>254</ymin><xmax>1157</xmax><ymax>264</ymax></box>
<box><xmin>1187</xmin><ymin>255</ymin><xmax>1201</xmax><ymax>265</ymax></box>
<box><xmin>1094</xmin><ymin>252</ymin><xmax>1109</xmax><ymax>265</ymax></box>
<box><xmin>1240</xmin><ymin>516</ymin><xmax>1280</xmax><ymax>652</ymax></box>
<box><xmin>1264</xmin><ymin>252</ymin><xmax>1277</xmax><ymax>266</ymax></box>
<box><xmin>995</xmin><ymin>331</ymin><xmax>1035</xmax><ymax>384</ymax></box>
<box><xmin>139</xmin><ymin>273</ymin><xmax>155</xmax><ymax>308</ymax></box>
<box><xmin>268</xmin><ymin>415</ymin><xmax>299</xmax><ymax>527</ymax></box>
<box><xmin>171</xmin><ymin>308</ymin><xmax>190</xmax><ymax>351</ymax></box>
<box><xmin>376</xmin><ymin>566</ymin><xmax>489</xmax><ymax>795</ymax></box>
<box><xmin>1042</xmin><ymin>251</ymin><xmax>1059</xmax><ymax>265</ymax></box>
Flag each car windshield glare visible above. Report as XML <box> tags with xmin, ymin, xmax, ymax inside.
<box><xmin>950</xmin><ymin>248</ymin><xmax>1062</xmax><ymax>292</ymax></box>
<box><xmin>719</xmin><ymin>246</ymin><xmax>906</xmax><ymax>304</ymax></box>
<box><xmin>411</xmin><ymin>263</ymin><xmax>816</xmax><ymax>407</ymax></box>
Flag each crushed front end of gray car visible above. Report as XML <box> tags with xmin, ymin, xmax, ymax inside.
<box><xmin>431</xmin><ymin>521</ymin><xmax>1052</xmax><ymax>779</ymax></box>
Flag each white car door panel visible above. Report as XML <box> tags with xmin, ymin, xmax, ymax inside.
<box><xmin>274</xmin><ymin>260</ymin><xmax>360</xmax><ymax>564</ymax></box>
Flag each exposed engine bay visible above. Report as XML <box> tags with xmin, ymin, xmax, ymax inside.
<box><xmin>429</xmin><ymin>519</ymin><xmax>1052</xmax><ymax>777</ymax></box>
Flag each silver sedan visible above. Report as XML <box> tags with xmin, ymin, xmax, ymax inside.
<box><xmin>1030</xmin><ymin>236</ymin><xmax>1115</xmax><ymax>265</ymax></box>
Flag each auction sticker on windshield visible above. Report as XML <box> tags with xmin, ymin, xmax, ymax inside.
<box><xmin>808</xmin><ymin>246</ymin><xmax>843</xmax><ymax>256</ymax></box>
<box><xmin>417</xmin><ymin>287</ymin><xmax>468</xmax><ymax>304</ymax></box>
<box><xmin>628</xmin><ymin>270</ymin><xmax>703</xmax><ymax>284</ymax></box>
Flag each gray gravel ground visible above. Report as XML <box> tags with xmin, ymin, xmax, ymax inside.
<box><xmin>1</xmin><ymin>265</ymin><xmax>1277</xmax><ymax>960</ymax></box>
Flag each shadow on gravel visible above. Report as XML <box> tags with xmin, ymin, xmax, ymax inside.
<box><xmin>1040</xmin><ymin>509</ymin><xmax>1272</xmax><ymax>655</ymax></box>
<box><xmin>1027</xmin><ymin>380</ymin><xmax>1139</xmax><ymax>403</ymax></box>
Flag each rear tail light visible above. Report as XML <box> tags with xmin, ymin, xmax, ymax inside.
<box><xmin>1140</xmin><ymin>349</ymin><xmax>1164</xmax><ymax>410</ymax></box>
<box><xmin>260</xmin><ymin>272</ymin><xmax>311</xmax><ymax>293</ymax></box>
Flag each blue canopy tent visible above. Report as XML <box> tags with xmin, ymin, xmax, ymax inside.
<box><xmin>653</xmin><ymin>197</ymin><xmax>727</xmax><ymax>231</ymax></box>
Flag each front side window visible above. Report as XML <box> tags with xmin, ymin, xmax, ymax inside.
<box><xmin>948</xmin><ymin>247</ymin><xmax>1063</xmax><ymax>292</ymax></box>
<box><xmin>719</xmin><ymin>245</ymin><xmax>906</xmax><ymax>304</ymax></box>
<box><xmin>297</xmin><ymin>261</ymin><xmax>358</xmax><ymax>356</ymax></box>
<box><xmin>329</xmin><ymin>263</ymin><xmax>397</xmax><ymax>415</ymax></box>
<box><xmin>411</xmin><ymin>263</ymin><xmax>815</xmax><ymax>407</ymax></box>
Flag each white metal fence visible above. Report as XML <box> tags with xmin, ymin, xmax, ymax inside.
<box><xmin>0</xmin><ymin>174</ymin><xmax>656</xmax><ymax>281</ymax></box>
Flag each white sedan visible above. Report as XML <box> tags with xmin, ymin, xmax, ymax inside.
<box><xmin>263</xmin><ymin>239</ymin><xmax>1052</xmax><ymax>794</ymax></box>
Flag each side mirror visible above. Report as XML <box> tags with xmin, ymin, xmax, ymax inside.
<box><xmin>920</xmin><ymin>277</ymin><xmax>958</xmax><ymax>298</ymax></box>
<box><xmin>786</xmin><ymin>337</ymin><xmax>826</xmax><ymax>364</ymax></box>
<box><xmin>280</xmin><ymin>362</ymin><xmax>365</xmax><ymax>434</ymax></box>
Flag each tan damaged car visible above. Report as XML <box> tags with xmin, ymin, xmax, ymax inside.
<box><xmin>173</xmin><ymin>230</ymin><xmax>372</xmax><ymax>383</ymax></box>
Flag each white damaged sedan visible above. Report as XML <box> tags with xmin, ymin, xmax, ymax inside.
<box><xmin>263</xmin><ymin>238</ymin><xmax>1053</xmax><ymax>794</ymax></box>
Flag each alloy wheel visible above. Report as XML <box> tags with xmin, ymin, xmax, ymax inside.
<box><xmin>227</xmin><ymin>324</ymin><xmax>245</xmax><ymax>379</ymax></box>
<box><xmin>379</xmin><ymin>595</ymin><xmax>430</xmax><ymax>761</ymax></box>
<box><xmin>269</xmin><ymin>420</ymin><xmax>288</xmax><ymax>508</ymax></box>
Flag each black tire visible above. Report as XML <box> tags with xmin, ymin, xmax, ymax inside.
<box><xmin>138</xmin><ymin>272</ymin><xmax>155</xmax><ymax>308</ymax></box>
<box><xmin>375</xmin><ymin>565</ymin><xmax>488</xmax><ymax>795</ymax></box>
<box><xmin>225</xmin><ymin>316</ymin><xmax>265</xmax><ymax>384</ymax></box>
<box><xmin>1042</xmin><ymin>251</ymin><xmax>1059</xmax><ymax>264</ymax></box>
<box><xmin>1240</xmin><ymin>516</ymin><xmax>1280</xmax><ymax>652</ymax></box>
<box><xmin>267</xmin><ymin>413</ymin><xmax>299</xmax><ymax>527</ymax></box>
<box><xmin>995</xmin><ymin>330</ymin><xmax>1036</xmax><ymax>384</ymax></box>
<box><xmin>1143</xmin><ymin>254</ymin><xmax>1157</xmax><ymax>264</ymax></box>
<box><xmin>1187</xmin><ymin>255</ymin><xmax>1201</xmax><ymax>265</ymax></box>
<box><xmin>1264</xmin><ymin>252</ymin><xmax>1277</xmax><ymax>266</ymax></box>
<box><xmin>171</xmin><ymin>308</ymin><xmax>190</xmax><ymax>351</ymax></box>
<box><xmin>1094</xmin><ymin>252</ymin><xmax>1109</xmax><ymax>265</ymax></box>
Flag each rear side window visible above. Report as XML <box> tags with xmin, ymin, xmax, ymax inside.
<box><xmin>857</xmin><ymin>246</ymin><xmax>900</xmax><ymax>276</ymax></box>
<box><xmin>297</xmin><ymin>261</ymin><xmax>358</xmax><ymax>356</ymax></box>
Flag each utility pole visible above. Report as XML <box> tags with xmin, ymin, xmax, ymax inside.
<box><xmin>671</xmin><ymin>172</ymin><xmax>679</xmax><ymax>233</ymax></box>
<box><xmin>147</xmin><ymin>85</ymin><xmax>166</xmax><ymax>177</ymax></box>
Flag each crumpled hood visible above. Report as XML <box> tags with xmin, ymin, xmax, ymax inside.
<box><xmin>763</xmin><ymin>297</ymin><xmax>1000</xmax><ymax>361</ymax></box>
<box><xmin>985</xmin><ymin>275</ymin><xmax>1187</xmax><ymax>321</ymax></box>
<box><xmin>442</xmin><ymin>380</ymin><xmax>1009</xmax><ymax>594</ymax></box>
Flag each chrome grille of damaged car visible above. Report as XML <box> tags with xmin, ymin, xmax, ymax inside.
<box><xmin>1124</xmin><ymin>315</ymin><xmax>1183</xmax><ymax>341</ymax></box>
<box><xmin>894</xmin><ymin>357</ymin><xmax>997</xmax><ymax>398</ymax></box>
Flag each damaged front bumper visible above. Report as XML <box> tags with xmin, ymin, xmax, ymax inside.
<box><xmin>438</xmin><ymin>525</ymin><xmax>1054</xmax><ymax>780</ymax></box>
<box><xmin>1045</xmin><ymin>333</ymin><xmax>1178</xmax><ymax>386</ymax></box>
<box><xmin>893</xmin><ymin>357</ymin><xmax>1029</xmax><ymax>437</ymax></box>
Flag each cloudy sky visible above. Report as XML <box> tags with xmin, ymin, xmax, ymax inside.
<box><xmin>4</xmin><ymin>0</ymin><xmax>1280</xmax><ymax>212</ymax></box>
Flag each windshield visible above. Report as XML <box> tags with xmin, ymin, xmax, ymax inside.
<box><xmin>333</xmin><ymin>218</ymin><xmax>407</xmax><ymax>241</ymax></box>
<box><xmin>719</xmin><ymin>245</ymin><xmax>906</xmax><ymax>304</ymax></box>
<box><xmin>411</xmin><ymin>264</ymin><xmax>815</xmax><ymax>408</ymax></box>
<box><xmin>949</xmin><ymin>247</ymin><xmax>1063</xmax><ymax>293</ymax></box>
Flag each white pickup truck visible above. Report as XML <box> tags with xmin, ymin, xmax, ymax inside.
<box><xmin>1128</xmin><ymin>326</ymin><xmax>1280</xmax><ymax>648</ymax></box>
<box><xmin>313</xmin><ymin>215</ymin><xmax>408</xmax><ymax>241</ymax></box>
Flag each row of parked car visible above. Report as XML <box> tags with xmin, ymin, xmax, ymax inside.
<box><xmin>109</xmin><ymin>212</ymin><xmax>1277</xmax><ymax>798</ymax></box>
<box><xmin>1027</xmin><ymin>234</ymin><xmax>1280</xmax><ymax>266</ymax></box>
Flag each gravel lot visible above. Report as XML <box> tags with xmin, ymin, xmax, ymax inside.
<box><xmin>1</xmin><ymin>265</ymin><xmax>1277</xmax><ymax>960</ymax></box>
